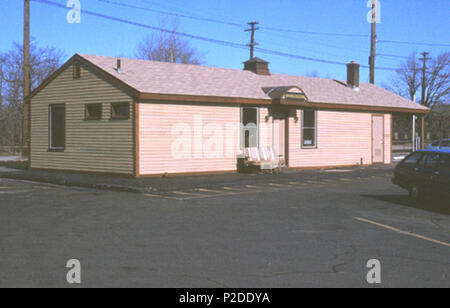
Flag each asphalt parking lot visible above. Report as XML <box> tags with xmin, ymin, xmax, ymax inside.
<box><xmin>0</xmin><ymin>168</ymin><xmax>449</xmax><ymax>288</ymax></box>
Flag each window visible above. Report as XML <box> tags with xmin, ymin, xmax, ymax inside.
<box><xmin>402</xmin><ymin>152</ymin><xmax>422</xmax><ymax>165</ymax></box>
<box><xmin>431</xmin><ymin>140</ymin><xmax>440</xmax><ymax>147</ymax></box>
<box><xmin>419</xmin><ymin>154</ymin><xmax>440</xmax><ymax>168</ymax></box>
<box><xmin>73</xmin><ymin>63</ymin><xmax>81</xmax><ymax>79</ymax></box>
<box><xmin>440</xmin><ymin>140</ymin><xmax>450</xmax><ymax>147</ymax></box>
<box><xmin>111</xmin><ymin>102</ymin><xmax>130</xmax><ymax>120</ymax></box>
<box><xmin>302</xmin><ymin>109</ymin><xmax>317</xmax><ymax>148</ymax></box>
<box><xmin>241</xmin><ymin>107</ymin><xmax>258</xmax><ymax>148</ymax></box>
<box><xmin>85</xmin><ymin>104</ymin><xmax>102</xmax><ymax>120</ymax></box>
<box><xmin>49</xmin><ymin>104</ymin><xmax>65</xmax><ymax>150</ymax></box>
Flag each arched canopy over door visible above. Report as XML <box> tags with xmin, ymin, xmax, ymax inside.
<box><xmin>262</xmin><ymin>86</ymin><xmax>309</xmax><ymax>105</ymax></box>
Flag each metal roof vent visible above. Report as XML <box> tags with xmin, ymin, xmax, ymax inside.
<box><xmin>116</xmin><ymin>59</ymin><xmax>122</xmax><ymax>73</ymax></box>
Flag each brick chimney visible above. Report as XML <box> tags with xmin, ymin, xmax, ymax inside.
<box><xmin>244</xmin><ymin>57</ymin><xmax>270</xmax><ymax>76</ymax></box>
<box><xmin>347</xmin><ymin>61</ymin><xmax>360</xmax><ymax>89</ymax></box>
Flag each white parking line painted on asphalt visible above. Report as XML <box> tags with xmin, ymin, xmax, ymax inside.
<box><xmin>172</xmin><ymin>191</ymin><xmax>208</xmax><ymax>198</ymax></box>
<box><xmin>355</xmin><ymin>217</ymin><xmax>450</xmax><ymax>248</ymax></box>
<box><xmin>196</xmin><ymin>188</ymin><xmax>223</xmax><ymax>194</ymax></box>
<box><xmin>0</xmin><ymin>190</ymin><xmax>33</xmax><ymax>194</ymax></box>
<box><xmin>143</xmin><ymin>193</ymin><xmax>183</xmax><ymax>200</ymax></box>
<box><xmin>268</xmin><ymin>183</ymin><xmax>292</xmax><ymax>188</ymax></box>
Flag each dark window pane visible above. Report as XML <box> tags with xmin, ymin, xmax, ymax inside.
<box><xmin>111</xmin><ymin>102</ymin><xmax>130</xmax><ymax>119</ymax></box>
<box><xmin>302</xmin><ymin>110</ymin><xmax>316</xmax><ymax>148</ymax></box>
<box><xmin>303</xmin><ymin>110</ymin><xmax>315</xmax><ymax>128</ymax></box>
<box><xmin>303</xmin><ymin>128</ymin><xmax>316</xmax><ymax>147</ymax></box>
<box><xmin>440</xmin><ymin>140</ymin><xmax>450</xmax><ymax>147</ymax></box>
<box><xmin>85</xmin><ymin>104</ymin><xmax>102</xmax><ymax>120</ymax></box>
<box><xmin>242</xmin><ymin>108</ymin><xmax>258</xmax><ymax>148</ymax></box>
<box><xmin>431</xmin><ymin>141</ymin><xmax>440</xmax><ymax>146</ymax></box>
<box><xmin>50</xmin><ymin>105</ymin><xmax>65</xmax><ymax>149</ymax></box>
<box><xmin>243</xmin><ymin>108</ymin><xmax>257</xmax><ymax>126</ymax></box>
<box><xmin>403</xmin><ymin>152</ymin><xmax>421</xmax><ymax>165</ymax></box>
<box><xmin>420</xmin><ymin>154</ymin><xmax>439</xmax><ymax>168</ymax></box>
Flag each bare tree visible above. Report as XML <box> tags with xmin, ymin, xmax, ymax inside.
<box><xmin>384</xmin><ymin>51</ymin><xmax>449</xmax><ymax>107</ymax></box>
<box><xmin>423</xmin><ymin>52</ymin><xmax>450</xmax><ymax>107</ymax></box>
<box><xmin>383</xmin><ymin>52</ymin><xmax>422</xmax><ymax>102</ymax></box>
<box><xmin>384</xmin><ymin>51</ymin><xmax>450</xmax><ymax>143</ymax></box>
<box><xmin>135</xmin><ymin>20</ymin><xmax>203</xmax><ymax>65</ymax></box>
<box><xmin>0</xmin><ymin>40</ymin><xmax>64</xmax><ymax>148</ymax></box>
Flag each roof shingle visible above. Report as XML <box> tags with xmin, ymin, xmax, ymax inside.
<box><xmin>79</xmin><ymin>54</ymin><xmax>429</xmax><ymax>111</ymax></box>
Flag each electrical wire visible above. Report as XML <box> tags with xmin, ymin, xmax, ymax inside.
<box><xmin>32</xmin><ymin>0</ymin><xmax>397</xmax><ymax>71</ymax></box>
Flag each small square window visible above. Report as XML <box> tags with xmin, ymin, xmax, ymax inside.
<box><xmin>85</xmin><ymin>104</ymin><xmax>102</xmax><ymax>120</ymax></box>
<box><xmin>73</xmin><ymin>63</ymin><xmax>81</xmax><ymax>79</ymax></box>
<box><xmin>111</xmin><ymin>102</ymin><xmax>130</xmax><ymax>120</ymax></box>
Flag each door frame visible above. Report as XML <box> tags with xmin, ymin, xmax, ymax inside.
<box><xmin>272</xmin><ymin>114</ymin><xmax>289</xmax><ymax>167</ymax></box>
<box><xmin>371</xmin><ymin>114</ymin><xmax>385</xmax><ymax>164</ymax></box>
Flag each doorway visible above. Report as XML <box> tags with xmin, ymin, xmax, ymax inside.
<box><xmin>273</xmin><ymin>115</ymin><xmax>288</xmax><ymax>166</ymax></box>
<box><xmin>372</xmin><ymin>115</ymin><xmax>384</xmax><ymax>164</ymax></box>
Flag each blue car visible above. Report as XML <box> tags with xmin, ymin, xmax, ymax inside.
<box><xmin>427</xmin><ymin>139</ymin><xmax>450</xmax><ymax>150</ymax></box>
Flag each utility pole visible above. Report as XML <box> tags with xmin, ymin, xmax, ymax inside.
<box><xmin>419</xmin><ymin>52</ymin><xmax>431</xmax><ymax>106</ymax></box>
<box><xmin>418</xmin><ymin>52</ymin><xmax>431</xmax><ymax>149</ymax></box>
<box><xmin>245</xmin><ymin>21</ymin><xmax>259</xmax><ymax>59</ymax></box>
<box><xmin>369</xmin><ymin>0</ymin><xmax>377</xmax><ymax>84</ymax></box>
<box><xmin>23</xmin><ymin>0</ymin><xmax>31</xmax><ymax>158</ymax></box>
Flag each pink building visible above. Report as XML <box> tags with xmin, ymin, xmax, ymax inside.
<box><xmin>27</xmin><ymin>54</ymin><xmax>429</xmax><ymax>177</ymax></box>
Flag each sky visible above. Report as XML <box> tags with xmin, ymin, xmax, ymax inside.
<box><xmin>0</xmin><ymin>0</ymin><xmax>449</xmax><ymax>86</ymax></box>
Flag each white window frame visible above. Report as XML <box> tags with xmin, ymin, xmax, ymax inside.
<box><xmin>301</xmin><ymin>109</ymin><xmax>317</xmax><ymax>149</ymax></box>
<box><xmin>240</xmin><ymin>107</ymin><xmax>260</xmax><ymax>149</ymax></box>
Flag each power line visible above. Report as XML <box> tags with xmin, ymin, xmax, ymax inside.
<box><xmin>377</xmin><ymin>53</ymin><xmax>409</xmax><ymax>60</ymax></box>
<box><xmin>97</xmin><ymin>0</ymin><xmax>244</xmax><ymax>28</ymax></box>
<box><xmin>32</xmin><ymin>0</ymin><xmax>246</xmax><ymax>49</ymax></box>
<box><xmin>101</xmin><ymin>0</ymin><xmax>450</xmax><ymax>50</ymax></box>
<box><xmin>378</xmin><ymin>40</ymin><xmax>450</xmax><ymax>47</ymax></box>
<box><xmin>254</xmin><ymin>47</ymin><xmax>395</xmax><ymax>71</ymax></box>
<box><xmin>31</xmin><ymin>0</ymin><xmax>397</xmax><ymax>72</ymax></box>
<box><xmin>260</xmin><ymin>26</ymin><xmax>369</xmax><ymax>38</ymax></box>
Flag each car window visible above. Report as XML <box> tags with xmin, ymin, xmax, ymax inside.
<box><xmin>419</xmin><ymin>154</ymin><xmax>440</xmax><ymax>168</ymax></box>
<box><xmin>431</xmin><ymin>141</ymin><xmax>440</xmax><ymax>146</ymax></box>
<box><xmin>440</xmin><ymin>140</ymin><xmax>450</xmax><ymax>147</ymax></box>
<box><xmin>402</xmin><ymin>152</ymin><xmax>422</xmax><ymax>165</ymax></box>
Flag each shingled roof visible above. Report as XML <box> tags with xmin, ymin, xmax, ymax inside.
<box><xmin>30</xmin><ymin>54</ymin><xmax>430</xmax><ymax>113</ymax></box>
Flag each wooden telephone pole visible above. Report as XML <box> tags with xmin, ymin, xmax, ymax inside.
<box><xmin>419</xmin><ymin>52</ymin><xmax>431</xmax><ymax>105</ymax></box>
<box><xmin>245</xmin><ymin>21</ymin><xmax>259</xmax><ymax>59</ymax></box>
<box><xmin>418</xmin><ymin>52</ymin><xmax>431</xmax><ymax>149</ymax></box>
<box><xmin>23</xmin><ymin>0</ymin><xmax>31</xmax><ymax>158</ymax></box>
<box><xmin>369</xmin><ymin>0</ymin><xmax>377</xmax><ymax>84</ymax></box>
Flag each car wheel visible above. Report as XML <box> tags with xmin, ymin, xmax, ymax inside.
<box><xmin>409</xmin><ymin>184</ymin><xmax>422</xmax><ymax>201</ymax></box>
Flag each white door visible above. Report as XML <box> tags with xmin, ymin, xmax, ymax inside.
<box><xmin>273</xmin><ymin>118</ymin><xmax>286</xmax><ymax>164</ymax></box>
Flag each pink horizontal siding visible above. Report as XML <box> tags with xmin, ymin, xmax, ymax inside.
<box><xmin>139</xmin><ymin>102</ymin><xmax>240</xmax><ymax>175</ymax></box>
<box><xmin>288</xmin><ymin>110</ymin><xmax>373</xmax><ymax>168</ymax></box>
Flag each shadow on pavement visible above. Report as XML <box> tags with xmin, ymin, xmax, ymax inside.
<box><xmin>362</xmin><ymin>194</ymin><xmax>450</xmax><ymax>216</ymax></box>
